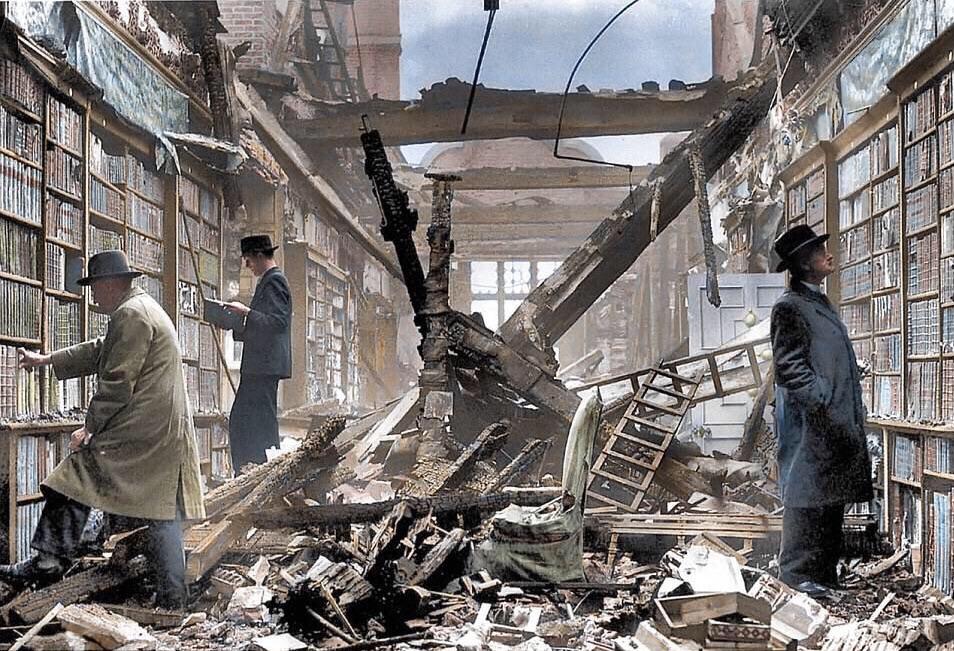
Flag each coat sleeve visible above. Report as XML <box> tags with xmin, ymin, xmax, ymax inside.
<box><xmin>771</xmin><ymin>301</ymin><xmax>832</xmax><ymax>408</ymax></box>
<box><xmin>241</xmin><ymin>276</ymin><xmax>291</xmax><ymax>339</ymax></box>
<box><xmin>51</xmin><ymin>338</ymin><xmax>105</xmax><ymax>380</ymax></box>
<box><xmin>85</xmin><ymin>307</ymin><xmax>154</xmax><ymax>436</ymax></box>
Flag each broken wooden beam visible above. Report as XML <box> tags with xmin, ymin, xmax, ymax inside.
<box><xmin>486</xmin><ymin>438</ymin><xmax>551</xmax><ymax>493</ymax></box>
<box><xmin>233</xmin><ymin>487</ymin><xmax>563</xmax><ymax>530</ymax></box>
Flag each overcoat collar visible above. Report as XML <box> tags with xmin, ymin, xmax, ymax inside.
<box><xmin>789</xmin><ymin>281</ymin><xmax>844</xmax><ymax>330</ymax></box>
<box><xmin>109</xmin><ymin>286</ymin><xmax>145</xmax><ymax>314</ymax></box>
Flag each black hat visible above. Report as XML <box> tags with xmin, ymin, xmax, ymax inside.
<box><xmin>77</xmin><ymin>250</ymin><xmax>142</xmax><ymax>286</ymax></box>
<box><xmin>241</xmin><ymin>235</ymin><xmax>279</xmax><ymax>255</ymax></box>
<box><xmin>773</xmin><ymin>224</ymin><xmax>830</xmax><ymax>272</ymax></box>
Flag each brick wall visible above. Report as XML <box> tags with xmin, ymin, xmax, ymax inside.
<box><xmin>219</xmin><ymin>0</ymin><xmax>281</xmax><ymax>71</ymax></box>
<box><xmin>344</xmin><ymin>0</ymin><xmax>402</xmax><ymax>99</ymax></box>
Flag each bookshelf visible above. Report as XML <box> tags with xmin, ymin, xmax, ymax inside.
<box><xmin>0</xmin><ymin>59</ymin><xmax>233</xmax><ymax>560</ymax></box>
<box><xmin>285</xmin><ymin>242</ymin><xmax>358</xmax><ymax>410</ymax></box>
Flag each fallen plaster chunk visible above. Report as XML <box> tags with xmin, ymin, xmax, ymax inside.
<box><xmin>251</xmin><ymin>632</ymin><xmax>309</xmax><ymax>651</ymax></box>
<box><xmin>56</xmin><ymin>604</ymin><xmax>158</xmax><ymax>650</ymax></box>
<box><xmin>748</xmin><ymin>573</ymin><xmax>829</xmax><ymax>647</ymax></box>
<box><xmin>226</xmin><ymin>585</ymin><xmax>274</xmax><ymax>623</ymax></box>
<box><xmin>632</xmin><ymin>621</ymin><xmax>703</xmax><ymax>651</ymax></box>
<box><xmin>676</xmin><ymin>546</ymin><xmax>745</xmax><ymax>594</ymax></box>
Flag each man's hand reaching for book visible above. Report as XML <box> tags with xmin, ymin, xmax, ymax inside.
<box><xmin>224</xmin><ymin>301</ymin><xmax>250</xmax><ymax>316</ymax></box>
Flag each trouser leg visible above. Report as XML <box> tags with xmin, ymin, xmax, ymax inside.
<box><xmin>31</xmin><ymin>489</ymin><xmax>91</xmax><ymax>562</ymax></box>
<box><xmin>818</xmin><ymin>503</ymin><xmax>845</xmax><ymax>586</ymax></box>
<box><xmin>229</xmin><ymin>374</ymin><xmax>280</xmax><ymax>474</ymax></box>
<box><xmin>779</xmin><ymin>505</ymin><xmax>828</xmax><ymax>586</ymax></box>
<box><xmin>147</xmin><ymin>519</ymin><xmax>185</xmax><ymax>609</ymax></box>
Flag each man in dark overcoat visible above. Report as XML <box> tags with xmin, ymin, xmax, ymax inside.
<box><xmin>224</xmin><ymin>235</ymin><xmax>292</xmax><ymax>473</ymax></box>
<box><xmin>0</xmin><ymin>251</ymin><xmax>205</xmax><ymax>607</ymax></box>
<box><xmin>771</xmin><ymin>225</ymin><xmax>873</xmax><ymax>597</ymax></box>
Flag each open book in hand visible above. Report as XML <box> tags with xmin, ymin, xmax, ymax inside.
<box><xmin>203</xmin><ymin>299</ymin><xmax>244</xmax><ymax>331</ymax></box>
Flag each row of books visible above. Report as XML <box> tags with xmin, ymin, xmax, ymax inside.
<box><xmin>908</xmin><ymin>298</ymin><xmax>940</xmax><ymax>356</ymax></box>
<box><xmin>200</xmin><ymin>369</ymin><xmax>219</xmax><ymax>412</ymax></box>
<box><xmin>904</xmin><ymin>134</ymin><xmax>938</xmax><ymax>187</ymax></box>
<box><xmin>46</xmin><ymin>148</ymin><xmax>83</xmax><ymax>200</ymax></box>
<box><xmin>46</xmin><ymin>243</ymin><xmax>66</xmax><ymax>292</ymax></box>
<box><xmin>840</xmin><ymin>301</ymin><xmax>871</xmax><ymax>337</ymax></box>
<box><xmin>47</xmin><ymin>96</ymin><xmax>83</xmax><ymax>154</ymax></box>
<box><xmin>133</xmin><ymin>273</ymin><xmax>162</xmax><ymax>305</ymax></box>
<box><xmin>46</xmin><ymin>195</ymin><xmax>83</xmax><ymax>247</ymax></box>
<box><xmin>939</xmin><ymin>119</ymin><xmax>954</xmax><ymax>168</ymax></box>
<box><xmin>195</xmin><ymin>426</ymin><xmax>212</xmax><ymax>462</ymax></box>
<box><xmin>873</xmin><ymin>291</ymin><xmax>901</xmax><ymax>331</ymax></box>
<box><xmin>182</xmin><ymin>218</ymin><xmax>221</xmax><ymax>254</ymax></box>
<box><xmin>944</xmin><ymin>259</ymin><xmax>954</xmax><ymax>304</ymax></box>
<box><xmin>0</xmin><ymin>217</ymin><xmax>38</xmax><ymax>280</ymax></box>
<box><xmin>872</xmin><ymin>175</ymin><xmax>899</xmax><ymax>214</ymax></box>
<box><xmin>0</xmin><ymin>60</ymin><xmax>43</xmax><ymax>116</ymax></box>
<box><xmin>199</xmin><ymin>250</ymin><xmax>219</xmax><ymax>286</ymax></box>
<box><xmin>127</xmin><ymin>231</ymin><xmax>162</xmax><ymax>274</ymax></box>
<box><xmin>927</xmin><ymin>488</ymin><xmax>953</xmax><ymax>594</ymax></box>
<box><xmin>873</xmin><ymin>374</ymin><xmax>902</xmax><ymax>418</ymax></box>
<box><xmin>872</xmin><ymin>125</ymin><xmax>899</xmax><ymax>176</ymax></box>
<box><xmin>942</xmin><ymin>71</ymin><xmax>954</xmax><ymax>118</ymax></box>
<box><xmin>178</xmin><ymin>246</ymin><xmax>197</xmax><ymax>284</ymax></box>
<box><xmin>945</xmin><ymin>306</ymin><xmax>954</xmax><ymax>353</ymax></box>
<box><xmin>16</xmin><ymin>434</ymin><xmax>56</xmax><ymax>497</ymax></box>
<box><xmin>805</xmin><ymin>168</ymin><xmax>825</xmax><ymax>199</ymax></box>
<box><xmin>0</xmin><ymin>345</ymin><xmax>41</xmax><ymax>418</ymax></box>
<box><xmin>840</xmin><ymin>259</ymin><xmax>872</xmax><ymax>300</ymax></box>
<box><xmin>0</xmin><ymin>104</ymin><xmax>41</xmax><ymax>164</ymax></box>
<box><xmin>905</xmin><ymin>87</ymin><xmax>937</xmax><ymax>144</ymax></box>
<box><xmin>927</xmin><ymin>436</ymin><xmax>954</xmax><ymax>475</ymax></box>
<box><xmin>945</xmin><ymin>364</ymin><xmax>954</xmax><ymax>424</ymax></box>
<box><xmin>89</xmin><ymin>224</ymin><xmax>123</xmax><ymax>255</ymax></box>
<box><xmin>90</xmin><ymin>177</ymin><xmax>124</xmax><ymax>221</ymax></box>
<box><xmin>838</xmin><ymin>191</ymin><xmax>870</xmax><ymax>230</ymax></box>
<box><xmin>895</xmin><ymin>432</ymin><xmax>923</xmax><ymax>482</ymax></box>
<box><xmin>873</xmin><ymin>249</ymin><xmax>900</xmax><ymax>291</ymax></box>
<box><xmin>787</xmin><ymin>184</ymin><xmax>806</xmax><ymax>218</ymax></box>
<box><xmin>838</xmin><ymin>146</ymin><xmax>871</xmax><ymax>197</ymax></box>
<box><xmin>15</xmin><ymin>501</ymin><xmax>42</xmax><ymax>564</ymax></box>
<box><xmin>45</xmin><ymin>373</ymin><xmax>82</xmax><ymax>414</ymax></box>
<box><xmin>200</xmin><ymin>325</ymin><xmax>217</xmax><ymax>369</ymax></box>
<box><xmin>944</xmin><ymin>213</ymin><xmax>954</xmax><ymax>257</ymax></box>
<box><xmin>839</xmin><ymin>223</ymin><xmax>870</xmax><ymax>264</ymax></box>
<box><xmin>128</xmin><ymin>193</ymin><xmax>162</xmax><ymax>237</ymax></box>
<box><xmin>942</xmin><ymin>168</ymin><xmax>954</xmax><ymax>213</ymax></box>
<box><xmin>211</xmin><ymin>449</ymin><xmax>231</xmax><ymax>480</ymax></box>
<box><xmin>88</xmin><ymin>310</ymin><xmax>109</xmax><ymax>339</ymax></box>
<box><xmin>126</xmin><ymin>155</ymin><xmax>164</xmax><ymax>205</ymax></box>
<box><xmin>46</xmin><ymin>297</ymin><xmax>80</xmax><ymax>351</ymax></box>
<box><xmin>907</xmin><ymin>230</ymin><xmax>940</xmax><ymax>295</ymax></box>
<box><xmin>0</xmin><ymin>278</ymin><xmax>41</xmax><ymax>340</ymax></box>
<box><xmin>873</xmin><ymin>208</ymin><xmax>900</xmax><ymax>251</ymax></box>
<box><xmin>0</xmin><ymin>152</ymin><xmax>42</xmax><ymax>224</ymax></box>
<box><xmin>179</xmin><ymin>316</ymin><xmax>200</xmax><ymax>360</ymax></box>
<box><xmin>182</xmin><ymin>363</ymin><xmax>198</xmax><ymax>408</ymax></box>
<box><xmin>180</xmin><ymin>177</ymin><xmax>220</xmax><ymax>223</ymax></box>
<box><xmin>89</xmin><ymin>134</ymin><xmax>125</xmax><ymax>185</ymax></box>
<box><xmin>178</xmin><ymin>281</ymin><xmax>200</xmax><ymax>316</ymax></box>
<box><xmin>874</xmin><ymin>333</ymin><xmax>902</xmax><ymax>372</ymax></box>
<box><xmin>806</xmin><ymin>195</ymin><xmax>824</xmax><ymax>227</ymax></box>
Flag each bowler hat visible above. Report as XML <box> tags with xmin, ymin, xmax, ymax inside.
<box><xmin>241</xmin><ymin>235</ymin><xmax>279</xmax><ymax>255</ymax></box>
<box><xmin>77</xmin><ymin>250</ymin><xmax>142</xmax><ymax>286</ymax></box>
<box><xmin>773</xmin><ymin>224</ymin><xmax>830</xmax><ymax>272</ymax></box>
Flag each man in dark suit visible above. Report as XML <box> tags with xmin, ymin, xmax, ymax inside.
<box><xmin>771</xmin><ymin>225</ymin><xmax>873</xmax><ymax>598</ymax></box>
<box><xmin>224</xmin><ymin>235</ymin><xmax>292</xmax><ymax>473</ymax></box>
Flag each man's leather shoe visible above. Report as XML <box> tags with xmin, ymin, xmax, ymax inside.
<box><xmin>793</xmin><ymin>580</ymin><xmax>830</xmax><ymax>598</ymax></box>
<box><xmin>0</xmin><ymin>555</ymin><xmax>65</xmax><ymax>588</ymax></box>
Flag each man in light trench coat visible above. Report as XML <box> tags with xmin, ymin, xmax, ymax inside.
<box><xmin>0</xmin><ymin>250</ymin><xmax>205</xmax><ymax>608</ymax></box>
<box><xmin>771</xmin><ymin>225</ymin><xmax>873</xmax><ymax>598</ymax></box>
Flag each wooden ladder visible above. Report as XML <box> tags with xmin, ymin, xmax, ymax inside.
<box><xmin>587</xmin><ymin>365</ymin><xmax>702</xmax><ymax>513</ymax></box>
<box><xmin>304</xmin><ymin>0</ymin><xmax>362</xmax><ymax>102</ymax></box>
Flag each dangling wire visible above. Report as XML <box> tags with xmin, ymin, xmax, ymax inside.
<box><xmin>553</xmin><ymin>0</ymin><xmax>642</xmax><ymax>171</ymax></box>
<box><xmin>461</xmin><ymin>5</ymin><xmax>499</xmax><ymax>134</ymax></box>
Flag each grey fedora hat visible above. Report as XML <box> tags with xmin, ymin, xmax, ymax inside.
<box><xmin>77</xmin><ymin>250</ymin><xmax>143</xmax><ymax>286</ymax></box>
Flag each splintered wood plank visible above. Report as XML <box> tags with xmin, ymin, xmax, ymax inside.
<box><xmin>186</xmin><ymin>519</ymin><xmax>247</xmax><ymax>582</ymax></box>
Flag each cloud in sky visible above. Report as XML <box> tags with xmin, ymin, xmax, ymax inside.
<box><xmin>398</xmin><ymin>0</ymin><xmax>714</xmax><ymax>166</ymax></box>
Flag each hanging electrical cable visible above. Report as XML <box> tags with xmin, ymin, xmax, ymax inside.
<box><xmin>461</xmin><ymin>0</ymin><xmax>500</xmax><ymax>134</ymax></box>
<box><xmin>553</xmin><ymin>0</ymin><xmax>641</xmax><ymax>171</ymax></box>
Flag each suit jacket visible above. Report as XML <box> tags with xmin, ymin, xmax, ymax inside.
<box><xmin>234</xmin><ymin>267</ymin><xmax>292</xmax><ymax>378</ymax></box>
<box><xmin>771</xmin><ymin>281</ymin><xmax>873</xmax><ymax>508</ymax></box>
<box><xmin>45</xmin><ymin>287</ymin><xmax>205</xmax><ymax>521</ymax></box>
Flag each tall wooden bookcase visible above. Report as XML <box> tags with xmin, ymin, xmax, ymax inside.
<box><xmin>0</xmin><ymin>58</ymin><xmax>231</xmax><ymax>562</ymax></box>
<box><xmin>779</xmin><ymin>30</ymin><xmax>954</xmax><ymax>588</ymax></box>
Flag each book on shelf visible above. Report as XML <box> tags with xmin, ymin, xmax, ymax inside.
<box><xmin>45</xmin><ymin>147</ymin><xmax>83</xmax><ymax>199</ymax></box>
<box><xmin>0</xmin><ymin>104</ymin><xmax>41</xmax><ymax>164</ymax></box>
<box><xmin>873</xmin><ymin>250</ymin><xmax>900</xmax><ymax>291</ymax></box>
<box><xmin>943</xmin><ymin>363</ymin><xmax>954</xmax><ymax>422</ymax></box>
<box><xmin>0</xmin><ymin>60</ymin><xmax>43</xmax><ymax>116</ymax></box>
<box><xmin>874</xmin><ymin>375</ymin><xmax>902</xmax><ymax>419</ymax></box>
<box><xmin>133</xmin><ymin>274</ymin><xmax>162</xmax><ymax>304</ymax></box>
<box><xmin>873</xmin><ymin>176</ymin><xmax>898</xmax><ymax>213</ymax></box>
<box><xmin>46</xmin><ymin>243</ymin><xmax>65</xmax><ymax>291</ymax></box>
<box><xmin>1</xmin><ymin>152</ymin><xmax>42</xmax><ymax>224</ymax></box>
<box><xmin>126</xmin><ymin>154</ymin><xmax>164</xmax><ymax>204</ymax></box>
<box><xmin>46</xmin><ymin>95</ymin><xmax>83</xmax><ymax>153</ymax></box>
<box><xmin>178</xmin><ymin>281</ymin><xmax>200</xmax><ymax>316</ymax></box>
<box><xmin>182</xmin><ymin>362</ymin><xmax>199</xmax><ymax>406</ymax></box>
<box><xmin>89</xmin><ymin>224</ymin><xmax>124</xmax><ymax>255</ymax></box>
<box><xmin>202</xmin><ymin>299</ymin><xmax>243</xmax><ymax>331</ymax></box>
<box><xmin>838</xmin><ymin>146</ymin><xmax>870</xmax><ymax>198</ymax></box>
<box><xmin>126</xmin><ymin>231</ymin><xmax>162</xmax><ymax>274</ymax></box>
<box><xmin>907</xmin><ymin>298</ymin><xmax>940</xmax><ymax>356</ymax></box>
<box><xmin>0</xmin><ymin>344</ymin><xmax>41</xmax><ymax>418</ymax></box>
<box><xmin>939</xmin><ymin>118</ymin><xmax>954</xmax><ymax>167</ymax></box>
<box><xmin>0</xmin><ymin>217</ymin><xmax>38</xmax><ymax>280</ymax></box>
<box><xmin>839</xmin><ymin>223</ymin><xmax>870</xmax><ymax>264</ymax></box>
<box><xmin>199</xmin><ymin>325</ymin><xmax>217</xmax><ymax>368</ymax></box>
<box><xmin>128</xmin><ymin>193</ymin><xmax>162</xmax><ymax>237</ymax></box>
<box><xmin>806</xmin><ymin>168</ymin><xmax>825</xmax><ymax>198</ymax></box>
<box><xmin>904</xmin><ymin>135</ymin><xmax>938</xmax><ymax>187</ymax></box>
<box><xmin>839</xmin><ymin>301</ymin><xmax>871</xmax><ymax>337</ymax></box>
<box><xmin>200</xmin><ymin>369</ymin><xmax>219</xmax><ymax>412</ymax></box>
<box><xmin>908</xmin><ymin>360</ymin><xmax>939</xmax><ymax>421</ymax></box>
<box><xmin>905</xmin><ymin>87</ymin><xmax>936</xmax><ymax>143</ymax></box>
<box><xmin>46</xmin><ymin>195</ymin><xmax>83</xmax><ymax>247</ymax></box>
<box><xmin>871</xmin><ymin>125</ymin><xmax>899</xmax><ymax>175</ymax></box>
<box><xmin>873</xmin><ymin>208</ymin><xmax>900</xmax><ymax>251</ymax></box>
<box><xmin>840</xmin><ymin>260</ymin><xmax>872</xmax><ymax>300</ymax></box>
<box><xmin>89</xmin><ymin>133</ymin><xmax>125</xmax><ymax>185</ymax></box>
<box><xmin>211</xmin><ymin>448</ymin><xmax>231</xmax><ymax>480</ymax></box>
<box><xmin>907</xmin><ymin>231</ymin><xmax>940</xmax><ymax>295</ymax></box>
<box><xmin>873</xmin><ymin>333</ymin><xmax>902</xmax><ymax>372</ymax></box>
<box><xmin>0</xmin><ymin>278</ymin><xmax>40</xmax><ymax>339</ymax></box>
<box><xmin>179</xmin><ymin>316</ymin><xmax>200</xmax><ymax>360</ymax></box>
<box><xmin>90</xmin><ymin>177</ymin><xmax>124</xmax><ymax>221</ymax></box>
<box><xmin>88</xmin><ymin>310</ymin><xmax>109</xmax><ymax>339</ymax></box>
<box><xmin>873</xmin><ymin>292</ymin><xmax>901</xmax><ymax>331</ymax></box>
